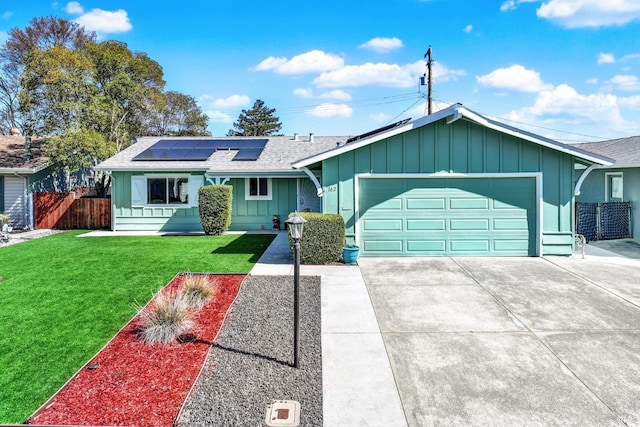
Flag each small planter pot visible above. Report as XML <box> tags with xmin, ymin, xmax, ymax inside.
<box><xmin>342</xmin><ymin>246</ymin><xmax>360</xmax><ymax>264</ymax></box>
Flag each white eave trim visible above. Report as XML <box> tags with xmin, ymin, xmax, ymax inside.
<box><xmin>292</xmin><ymin>103</ymin><xmax>615</xmax><ymax>168</ymax></box>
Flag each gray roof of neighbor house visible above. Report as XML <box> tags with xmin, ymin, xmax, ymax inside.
<box><xmin>94</xmin><ymin>135</ymin><xmax>348</xmax><ymax>174</ymax></box>
<box><xmin>573</xmin><ymin>136</ymin><xmax>640</xmax><ymax>166</ymax></box>
<box><xmin>0</xmin><ymin>135</ymin><xmax>49</xmax><ymax>173</ymax></box>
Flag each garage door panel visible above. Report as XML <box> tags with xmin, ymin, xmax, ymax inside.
<box><xmin>362</xmin><ymin>219</ymin><xmax>403</xmax><ymax>230</ymax></box>
<box><xmin>494</xmin><ymin>240</ymin><xmax>530</xmax><ymax>251</ymax></box>
<box><xmin>406</xmin><ymin>198</ymin><xmax>445</xmax><ymax>210</ymax></box>
<box><xmin>493</xmin><ymin>218</ymin><xmax>529</xmax><ymax>230</ymax></box>
<box><xmin>449</xmin><ymin>219</ymin><xmax>490</xmax><ymax>230</ymax></box>
<box><xmin>450</xmin><ymin>240</ymin><xmax>490</xmax><ymax>252</ymax></box>
<box><xmin>359</xmin><ymin>177</ymin><xmax>536</xmax><ymax>256</ymax></box>
<box><xmin>363</xmin><ymin>240</ymin><xmax>404</xmax><ymax>252</ymax></box>
<box><xmin>449</xmin><ymin>198</ymin><xmax>489</xmax><ymax>210</ymax></box>
<box><xmin>407</xmin><ymin>240</ymin><xmax>446</xmax><ymax>252</ymax></box>
<box><xmin>406</xmin><ymin>219</ymin><xmax>445</xmax><ymax>230</ymax></box>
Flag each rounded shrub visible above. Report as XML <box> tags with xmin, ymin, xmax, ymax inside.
<box><xmin>199</xmin><ymin>185</ymin><xmax>232</xmax><ymax>235</ymax></box>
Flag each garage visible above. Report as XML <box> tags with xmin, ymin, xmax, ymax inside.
<box><xmin>358</xmin><ymin>175</ymin><xmax>539</xmax><ymax>256</ymax></box>
<box><xmin>292</xmin><ymin>104</ymin><xmax>614</xmax><ymax>256</ymax></box>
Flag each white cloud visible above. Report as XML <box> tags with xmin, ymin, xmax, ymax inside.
<box><xmin>253</xmin><ymin>50</ymin><xmax>344</xmax><ymax>74</ymax></box>
<box><xmin>319</xmin><ymin>89</ymin><xmax>352</xmax><ymax>100</ymax></box>
<box><xmin>306</xmin><ymin>103</ymin><xmax>353</xmax><ymax>118</ymax></box>
<box><xmin>608</xmin><ymin>74</ymin><xmax>640</xmax><ymax>91</ymax></box>
<box><xmin>206</xmin><ymin>111</ymin><xmax>233</xmax><ymax>123</ymax></box>
<box><xmin>359</xmin><ymin>37</ymin><xmax>404</xmax><ymax>53</ymax></box>
<box><xmin>476</xmin><ymin>64</ymin><xmax>553</xmax><ymax>92</ymax></box>
<box><xmin>537</xmin><ymin>0</ymin><xmax>640</xmax><ymax>28</ymax></box>
<box><xmin>586</xmin><ymin>77</ymin><xmax>598</xmax><ymax>84</ymax></box>
<box><xmin>500</xmin><ymin>0</ymin><xmax>538</xmax><ymax>12</ymax></box>
<box><xmin>464</xmin><ymin>24</ymin><xmax>473</xmax><ymax>33</ymax></box>
<box><xmin>2</xmin><ymin>11</ymin><xmax>14</xmax><ymax>19</ymax></box>
<box><xmin>369</xmin><ymin>112</ymin><xmax>392</xmax><ymax>122</ymax></box>
<box><xmin>74</xmin><ymin>8</ymin><xmax>132</xmax><ymax>34</ymax></box>
<box><xmin>621</xmin><ymin>53</ymin><xmax>640</xmax><ymax>62</ymax></box>
<box><xmin>619</xmin><ymin>94</ymin><xmax>640</xmax><ymax>109</ymax></box>
<box><xmin>65</xmin><ymin>1</ymin><xmax>84</xmax><ymax>14</ymax></box>
<box><xmin>211</xmin><ymin>94</ymin><xmax>251</xmax><ymax>108</ymax></box>
<box><xmin>598</xmin><ymin>52</ymin><xmax>615</xmax><ymax>64</ymax></box>
<box><xmin>293</xmin><ymin>88</ymin><xmax>314</xmax><ymax>98</ymax></box>
<box><xmin>506</xmin><ymin>84</ymin><xmax>626</xmax><ymax>129</ymax></box>
<box><xmin>314</xmin><ymin>60</ymin><xmax>465</xmax><ymax>89</ymax></box>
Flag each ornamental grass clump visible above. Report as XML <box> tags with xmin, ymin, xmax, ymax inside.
<box><xmin>180</xmin><ymin>273</ymin><xmax>219</xmax><ymax>309</ymax></box>
<box><xmin>136</xmin><ymin>290</ymin><xmax>195</xmax><ymax>345</ymax></box>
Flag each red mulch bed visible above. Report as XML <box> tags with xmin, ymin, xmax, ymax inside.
<box><xmin>27</xmin><ymin>274</ymin><xmax>245</xmax><ymax>426</ymax></box>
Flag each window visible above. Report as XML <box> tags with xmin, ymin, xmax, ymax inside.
<box><xmin>131</xmin><ymin>175</ymin><xmax>202</xmax><ymax>207</ymax></box>
<box><xmin>245</xmin><ymin>177</ymin><xmax>272</xmax><ymax>200</ymax></box>
<box><xmin>606</xmin><ymin>172</ymin><xmax>623</xmax><ymax>202</ymax></box>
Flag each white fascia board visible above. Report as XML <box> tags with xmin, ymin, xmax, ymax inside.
<box><xmin>292</xmin><ymin>105</ymin><xmax>459</xmax><ymax>168</ymax></box>
<box><xmin>595</xmin><ymin>162</ymin><xmax>640</xmax><ymax>169</ymax></box>
<box><xmin>0</xmin><ymin>167</ymin><xmax>40</xmax><ymax>174</ymax></box>
<box><xmin>207</xmin><ymin>170</ymin><xmax>308</xmax><ymax>178</ymax></box>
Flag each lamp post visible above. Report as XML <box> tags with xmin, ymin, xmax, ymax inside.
<box><xmin>285</xmin><ymin>212</ymin><xmax>306</xmax><ymax>368</ymax></box>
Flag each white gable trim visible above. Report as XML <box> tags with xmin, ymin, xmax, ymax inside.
<box><xmin>292</xmin><ymin>104</ymin><xmax>614</xmax><ymax>168</ymax></box>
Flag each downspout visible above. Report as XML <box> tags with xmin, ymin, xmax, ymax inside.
<box><xmin>299</xmin><ymin>167</ymin><xmax>324</xmax><ymax>197</ymax></box>
<box><xmin>13</xmin><ymin>171</ymin><xmax>30</xmax><ymax>229</ymax></box>
<box><xmin>574</xmin><ymin>163</ymin><xmax>600</xmax><ymax>196</ymax></box>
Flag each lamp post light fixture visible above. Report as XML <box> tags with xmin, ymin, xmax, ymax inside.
<box><xmin>285</xmin><ymin>212</ymin><xmax>306</xmax><ymax>368</ymax></box>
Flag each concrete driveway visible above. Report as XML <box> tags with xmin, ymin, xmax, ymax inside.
<box><xmin>358</xmin><ymin>256</ymin><xmax>640</xmax><ymax>426</ymax></box>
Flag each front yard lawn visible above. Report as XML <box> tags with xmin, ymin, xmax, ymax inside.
<box><xmin>0</xmin><ymin>230</ymin><xmax>275</xmax><ymax>424</ymax></box>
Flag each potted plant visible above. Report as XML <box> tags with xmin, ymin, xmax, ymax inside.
<box><xmin>342</xmin><ymin>243</ymin><xmax>360</xmax><ymax>264</ymax></box>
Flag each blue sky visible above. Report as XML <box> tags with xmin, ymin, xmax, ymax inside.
<box><xmin>2</xmin><ymin>1</ymin><xmax>640</xmax><ymax>142</ymax></box>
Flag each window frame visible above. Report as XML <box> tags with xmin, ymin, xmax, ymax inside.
<box><xmin>605</xmin><ymin>172</ymin><xmax>623</xmax><ymax>202</ymax></box>
<box><xmin>131</xmin><ymin>174</ymin><xmax>197</xmax><ymax>208</ymax></box>
<box><xmin>245</xmin><ymin>177</ymin><xmax>272</xmax><ymax>201</ymax></box>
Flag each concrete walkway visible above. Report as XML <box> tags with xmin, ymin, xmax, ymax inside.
<box><xmin>251</xmin><ymin>232</ymin><xmax>407</xmax><ymax>427</ymax></box>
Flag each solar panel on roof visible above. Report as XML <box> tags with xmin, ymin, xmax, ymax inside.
<box><xmin>132</xmin><ymin>138</ymin><xmax>268</xmax><ymax>161</ymax></box>
<box><xmin>233</xmin><ymin>147</ymin><xmax>264</xmax><ymax>161</ymax></box>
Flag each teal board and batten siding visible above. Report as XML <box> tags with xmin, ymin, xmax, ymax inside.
<box><xmin>227</xmin><ymin>177</ymin><xmax>298</xmax><ymax>231</ymax></box>
<box><xmin>321</xmin><ymin>117</ymin><xmax>577</xmax><ymax>256</ymax></box>
<box><xmin>109</xmin><ymin>172</ymin><xmax>299</xmax><ymax>232</ymax></box>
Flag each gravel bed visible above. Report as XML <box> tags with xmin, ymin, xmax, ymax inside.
<box><xmin>1</xmin><ymin>229</ymin><xmax>64</xmax><ymax>246</ymax></box>
<box><xmin>175</xmin><ymin>274</ymin><xmax>322</xmax><ymax>426</ymax></box>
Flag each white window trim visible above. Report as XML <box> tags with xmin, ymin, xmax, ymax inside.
<box><xmin>131</xmin><ymin>174</ymin><xmax>201</xmax><ymax>208</ymax></box>
<box><xmin>605</xmin><ymin>172</ymin><xmax>623</xmax><ymax>202</ymax></box>
<box><xmin>245</xmin><ymin>177</ymin><xmax>272</xmax><ymax>201</ymax></box>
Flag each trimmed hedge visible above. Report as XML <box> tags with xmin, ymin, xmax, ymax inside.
<box><xmin>289</xmin><ymin>212</ymin><xmax>345</xmax><ymax>264</ymax></box>
<box><xmin>198</xmin><ymin>185</ymin><xmax>232</xmax><ymax>235</ymax></box>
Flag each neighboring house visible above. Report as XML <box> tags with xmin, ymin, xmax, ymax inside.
<box><xmin>573</xmin><ymin>136</ymin><xmax>640</xmax><ymax>238</ymax></box>
<box><xmin>95</xmin><ymin>104</ymin><xmax>612</xmax><ymax>256</ymax></box>
<box><xmin>0</xmin><ymin>133</ymin><xmax>49</xmax><ymax>229</ymax></box>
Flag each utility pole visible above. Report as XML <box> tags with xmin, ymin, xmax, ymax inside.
<box><xmin>424</xmin><ymin>46</ymin><xmax>433</xmax><ymax>115</ymax></box>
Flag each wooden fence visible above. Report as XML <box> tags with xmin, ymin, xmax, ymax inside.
<box><xmin>34</xmin><ymin>192</ymin><xmax>111</xmax><ymax>230</ymax></box>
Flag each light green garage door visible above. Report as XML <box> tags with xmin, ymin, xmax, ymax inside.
<box><xmin>358</xmin><ymin>177</ymin><xmax>537</xmax><ymax>256</ymax></box>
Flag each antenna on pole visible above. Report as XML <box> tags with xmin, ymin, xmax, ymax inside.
<box><xmin>424</xmin><ymin>46</ymin><xmax>433</xmax><ymax>115</ymax></box>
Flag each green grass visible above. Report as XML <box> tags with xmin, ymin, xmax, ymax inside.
<box><xmin>0</xmin><ymin>230</ymin><xmax>274</xmax><ymax>424</ymax></box>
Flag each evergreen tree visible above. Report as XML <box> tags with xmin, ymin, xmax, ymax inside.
<box><xmin>227</xmin><ymin>99</ymin><xmax>282</xmax><ymax>136</ymax></box>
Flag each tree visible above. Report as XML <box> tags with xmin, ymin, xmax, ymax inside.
<box><xmin>18</xmin><ymin>38</ymin><xmax>166</xmax><ymax>196</ymax></box>
<box><xmin>0</xmin><ymin>16</ymin><xmax>95</xmax><ymax>133</ymax></box>
<box><xmin>147</xmin><ymin>91</ymin><xmax>210</xmax><ymax>136</ymax></box>
<box><xmin>227</xmin><ymin>99</ymin><xmax>282</xmax><ymax>136</ymax></box>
